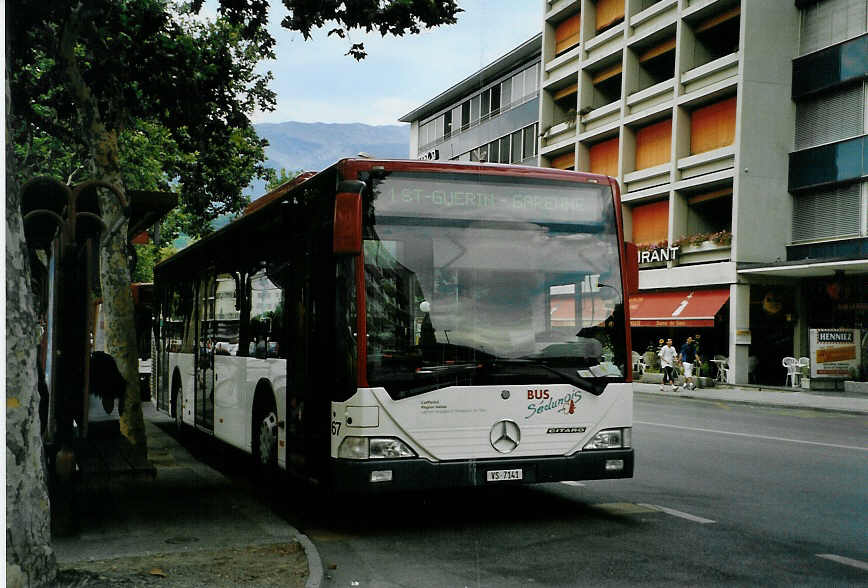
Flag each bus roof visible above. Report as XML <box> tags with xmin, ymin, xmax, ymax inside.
<box><xmin>154</xmin><ymin>159</ymin><xmax>618</xmax><ymax>276</ymax></box>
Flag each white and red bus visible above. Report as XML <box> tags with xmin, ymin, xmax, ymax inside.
<box><xmin>153</xmin><ymin>159</ymin><xmax>636</xmax><ymax>491</ymax></box>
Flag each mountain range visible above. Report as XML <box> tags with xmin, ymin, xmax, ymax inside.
<box><xmin>248</xmin><ymin>121</ymin><xmax>410</xmax><ymax>197</ymax></box>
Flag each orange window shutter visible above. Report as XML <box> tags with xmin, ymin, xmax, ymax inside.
<box><xmin>690</xmin><ymin>96</ymin><xmax>737</xmax><ymax>154</ymax></box>
<box><xmin>632</xmin><ymin>200</ymin><xmax>669</xmax><ymax>245</ymax></box>
<box><xmin>589</xmin><ymin>137</ymin><xmax>619</xmax><ymax>176</ymax></box>
<box><xmin>595</xmin><ymin>0</ymin><xmax>625</xmax><ymax>32</ymax></box>
<box><xmin>555</xmin><ymin>14</ymin><xmax>580</xmax><ymax>55</ymax></box>
<box><xmin>635</xmin><ymin>118</ymin><xmax>672</xmax><ymax>170</ymax></box>
<box><xmin>551</xmin><ymin>151</ymin><xmax>575</xmax><ymax>170</ymax></box>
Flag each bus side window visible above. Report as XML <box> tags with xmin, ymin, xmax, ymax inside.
<box><xmin>214</xmin><ymin>273</ymin><xmax>241</xmax><ymax>355</ymax></box>
<box><xmin>249</xmin><ymin>270</ymin><xmax>284</xmax><ymax>359</ymax></box>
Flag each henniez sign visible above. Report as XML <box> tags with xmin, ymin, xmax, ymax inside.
<box><xmin>638</xmin><ymin>245</ymin><xmax>679</xmax><ymax>264</ymax></box>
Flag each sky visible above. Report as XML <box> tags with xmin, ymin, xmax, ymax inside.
<box><xmin>250</xmin><ymin>1</ymin><xmax>542</xmax><ymax>126</ymax></box>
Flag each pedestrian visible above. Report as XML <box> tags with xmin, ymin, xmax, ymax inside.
<box><xmin>679</xmin><ymin>336</ymin><xmax>700</xmax><ymax>391</ymax></box>
<box><xmin>658</xmin><ymin>338</ymin><xmax>677</xmax><ymax>391</ymax></box>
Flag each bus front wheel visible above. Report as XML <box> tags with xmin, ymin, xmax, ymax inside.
<box><xmin>254</xmin><ymin>408</ymin><xmax>278</xmax><ymax>479</ymax></box>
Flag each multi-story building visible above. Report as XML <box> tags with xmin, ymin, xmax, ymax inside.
<box><xmin>537</xmin><ymin>0</ymin><xmax>866</xmax><ymax>387</ymax></box>
<box><xmin>399</xmin><ymin>34</ymin><xmax>541</xmax><ymax>166</ymax></box>
<box><xmin>399</xmin><ymin>0</ymin><xmax>866</xmax><ymax>387</ymax></box>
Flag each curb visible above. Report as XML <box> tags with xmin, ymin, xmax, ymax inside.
<box><xmin>297</xmin><ymin>531</ymin><xmax>324</xmax><ymax>588</ymax></box>
<box><xmin>634</xmin><ymin>389</ymin><xmax>868</xmax><ymax>416</ymax></box>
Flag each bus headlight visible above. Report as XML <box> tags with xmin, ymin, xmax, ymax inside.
<box><xmin>583</xmin><ymin>428</ymin><xmax>631</xmax><ymax>450</ymax></box>
<box><xmin>338</xmin><ymin>437</ymin><xmax>416</xmax><ymax>460</ymax></box>
<box><xmin>369</xmin><ymin>438</ymin><xmax>415</xmax><ymax>459</ymax></box>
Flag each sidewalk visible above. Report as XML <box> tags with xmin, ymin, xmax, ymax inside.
<box><xmin>52</xmin><ymin>404</ymin><xmax>324</xmax><ymax>587</ymax></box>
<box><xmin>634</xmin><ymin>381</ymin><xmax>868</xmax><ymax>415</ymax></box>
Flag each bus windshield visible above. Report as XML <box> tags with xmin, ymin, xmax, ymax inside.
<box><xmin>365</xmin><ymin>172</ymin><xmax>627</xmax><ymax>399</ymax></box>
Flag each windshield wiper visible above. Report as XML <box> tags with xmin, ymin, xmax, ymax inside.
<box><xmin>490</xmin><ymin>359</ymin><xmax>605</xmax><ymax>396</ymax></box>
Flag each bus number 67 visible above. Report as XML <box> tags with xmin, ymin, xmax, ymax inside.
<box><xmin>331</xmin><ymin>421</ymin><xmax>341</xmax><ymax>436</ymax></box>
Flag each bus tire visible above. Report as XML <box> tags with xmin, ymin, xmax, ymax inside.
<box><xmin>252</xmin><ymin>391</ymin><xmax>278</xmax><ymax>480</ymax></box>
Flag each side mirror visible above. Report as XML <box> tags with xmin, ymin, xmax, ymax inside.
<box><xmin>333</xmin><ymin>181</ymin><xmax>365</xmax><ymax>255</ymax></box>
<box><xmin>623</xmin><ymin>242</ymin><xmax>639</xmax><ymax>296</ymax></box>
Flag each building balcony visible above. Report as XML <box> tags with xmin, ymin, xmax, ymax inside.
<box><xmin>677</xmin><ymin>145</ymin><xmax>734</xmax><ymax>181</ymax></box>
<box><xmin>680</xmin><ymin>52</ymin><xmax>739</xmax><ymax>96</ymax></box>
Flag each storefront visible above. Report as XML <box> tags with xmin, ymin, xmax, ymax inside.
<box><xmin>628</xmin><ymin>288</ymin><xmax>730</xmax><ymax>373</ymax></box>
<box><xmin>739</xmin><ymin>260</ymin><xmax>868</xmax><ymax>389</ymax></box>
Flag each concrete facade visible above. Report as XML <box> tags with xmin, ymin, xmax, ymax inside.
<box><xmin>400</xmin><ymin>35</ymin><xmax>542</xmax><ymax>166</ymax></box>
<box><xmin>537</xmin><ymin>0</ymin><xmax>866</xmax><ymax>385</ymax></box>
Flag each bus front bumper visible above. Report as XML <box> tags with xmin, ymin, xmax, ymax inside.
<box><xmin>329</xmin><ymin>449</ymin><xmax>634</xmax><ymax>492</ymax></box>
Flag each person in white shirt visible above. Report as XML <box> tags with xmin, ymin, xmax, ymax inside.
<box><xmin>658</xmin><ymin>338</ymin><xmax>677</xmax><ymax>391</ymax></box>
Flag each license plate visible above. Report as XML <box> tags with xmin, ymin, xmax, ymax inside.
<box><xmin>487</xmin><ymin>468</ymin><xmax>523</xmax><ymax>482</ymax></box>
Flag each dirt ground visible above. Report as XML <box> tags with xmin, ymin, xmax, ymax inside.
<box><xmin>55</xmin><ymin>542</ymin><xmax>308</xmax><ymax>587</ymax></box>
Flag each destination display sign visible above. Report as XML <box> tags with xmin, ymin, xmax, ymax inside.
<box><xmin>374</xmin><ymin>175</ymin><xmax>607</xmax><ymax>224</ymax></box>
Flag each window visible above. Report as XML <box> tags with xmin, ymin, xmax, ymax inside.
<box><xmin>589</xmin><ymin>137</ymin><xmax>619</xmax><ymax>176</ymax></box>
<box><xmin>488</xmin><ymin>140</ymin><xmax>499</xmax><ymax>163</ymax></box>
<box><xmin>792</xmin><ymin>182</ymin><xmax>862</xmax><ymax>241</ymax></box>
<box><xmin>551</xmin><ymin>151</ymin><xmax>574</xmax><ymax>170</ymax></box>
<box><xmin>249</xmin><ymin>270</ymin><xmax>285</xmax><ymax>359</ymax></box>
<box><xmin>501</xmin><ymin>78</ymin><xmax>512</xmax><ymax>110</ymax></box>
<box><xmin>471</xmin><ymin>95</ymin><xmax>480</xmax><ymax>124</ymax></box>
<box><xmin>690</xmin><ymin>96</ymin><xmax>736</xmax><ymax>155</ymax></box>
<box><xmin>419</xmin><ymin>122</ymin><xmax>429</xmax><ymax>148</ymax></box>
<box><xmin>481</xmin><ymin>90</ymin><xmax>490</xmax><ymax>119</ymax></box>
<box><xmin>434</xmin><ymin>115</ymin><xmax>444</xmax><ymax>141</ymax></box>
<box><xmin>461</xmin><ymin>101</ymin><xmax>471</xmax><ymax>130</ymax></box>
<box><xmin>452</xmin><ymin>106</ymin><xmax>462</xmax><ymax>134</ymax></box>
<box><xmin>499</xmin><ymin>136</ymin><xmax>511</xmax><ymax>163</ymax></box>
<box><xmin>443</xmin><ymin>110</ymin><xmax>452</xmax><ymax>138</ymax></box>
<box><xmin>511</xmin><ymin>131</ymin><xmax>523</xmax><ymax>164</ymax></box>
<box><xmin>523</xmin><ymin>123</ymin><xmax>538</xmax><ymax>160</ymax></box>
<box><xmin>635</xmin><ymin>118</ymin><xmax>672</xmax><ymax>170</ymax></box>
<box><xmin>795</xmin><ymin>83</ymin><xmax>864</xmax><ymax>150</ymax></box>
<box><xmin>554</xmin><ymin>13</ymin><xmax>580</xmax><ymax>55</ymax></box>
<box><xmin>632</xmin><ymin>199</ymin><xmax>669</xmax><ymax>246</ymax></box>
<box><xmin>525</xmin><ymin>63</ymin><xmax>539</xmax><ymax>96</ymax></box>
<box><xmin>800</xmin><ymin>0</ymin><xmax>867</xmax><ymax>55</ymax></box>
<box><xmin>512</xmin><ymin>72</ymin><xmax>524</xmax><ymax>102</ymax></box>
<box><xmin>490</xmin><ymin>84</ymin><xmax>501</xmax><ymax>116</ymax></box>
<box><xmin>595</xmin><ymin>0</ymin><xmax>625</xmax><ymax>33</ymax></box>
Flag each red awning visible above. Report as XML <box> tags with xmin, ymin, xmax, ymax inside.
<box><xmin>628</xmin><ymin>289</ymin><xmax>730</xmax><ymax>327</ymax></box>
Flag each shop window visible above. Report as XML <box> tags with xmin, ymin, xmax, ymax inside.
<box><xmin>555</xmin><ymin>13</ymin><xmax>580</xmax><ymax>56</ymax></box>
<box><xmin>690</xmin><ymin>96</ymin><xmax>736</xmax><ymax>155</ymax></box>
<box><xmin>689</xmin><ymin>6</ymin><xmax>740</xmax><ymax>68</ymax></box>
<box><xmin>488</xmin><ymin>139</ymin><xmax>500</xmax><ymax>163</ymax></box>
<box><xmin>635</xmin><ymin>118</ymin><xmax>672</xmax><ymax>170</ymax></box>
<box><xmin>550</xmin><ymin>151</ymin><xmax>575</xmax><ymax>170</ymax></box>
<box><xmin>595</xmin><ymin>0</ymin><xmax>625</xmax><ymax>34</ymax></box>
<box><xmin>589</xmin><ymin>136</ymin><xmax>619</xmax><ymax>176</ymax></box>
<box><xmin>632</xmin><ymin>199</ymin><xmax>669</xmax><ymax>245</ymax></box>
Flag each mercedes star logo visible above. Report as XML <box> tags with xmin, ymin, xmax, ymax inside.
<box><xmin>490</xmin><ymin>420</ymin><xmax>521</xmax><ymax>453</ymax></box>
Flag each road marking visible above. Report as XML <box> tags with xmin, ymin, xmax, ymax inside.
<box><xmin>638</xmin><ymin>503</ymin><xmax>716</xmax><ymax>524</ymax></box>
<box><xmin>594</xmin><ymin>502</ymin><xmax>658</xmax><ymax>515</ymax></box>
<box><xmin>816</xmin><ymin>554</ymin><xmax>868</xmax><ymax>571</ymax></box>
<box><xmin>635</xmin><ymin>421</ymin><xmax>868</xmax><ymax>452</ymax></box>
<box><xmin>560</xmin><ymin>481</ymin><xmax>585</xmax><ymax>487</ymax></box>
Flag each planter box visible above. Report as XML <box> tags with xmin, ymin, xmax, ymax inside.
<box><xmin>844</xmin><ymin>380</ymin><xmax>868</xmax><ymax>395</ymax></box>
<box><xmin>680</xmin><ymin>240</ymin><xmax>731</xmax><ymax>253</ymax></box>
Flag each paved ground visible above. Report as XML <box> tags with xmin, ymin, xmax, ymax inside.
<box><xmin>52</xmin><ymin>405</ymin><xmax>322</xmax><ymax>588</ymax></box>
<box><xmin>51</xmin><ymin>383</ymin><xmax>865</xmax><ymax>586</ymax></box>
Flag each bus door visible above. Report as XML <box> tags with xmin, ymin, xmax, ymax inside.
<box><xmin>195</xmin><ymin>270</ymin><xmax>216</xmax><ymax>431</ymax></box>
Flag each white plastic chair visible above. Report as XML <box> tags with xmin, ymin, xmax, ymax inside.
<box><xmin>632</xmin><ymin>351</ymin><xmax>647</xmax><ymax>378</ymax></box>
<box><xmin>782</xmin><ymin>357</ymin><xmax>798</xmax><ymax>387</ymax></box>
<box><xmin>797</xmin><ymin>357</ymin><xmax>810</xmax><ymax>385</ymax></box>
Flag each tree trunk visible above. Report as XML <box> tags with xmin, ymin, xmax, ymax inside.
<box><xmin>6</xmin><ymin>77</ymin><xmax>58</xmax><ymax>588</ymax></box>
<box><xmin>59</xmin><ymin>12</ymin><xmax>146</xmax><ymax>448</ymax></box>
<box><xmin>93</xmin><ymin>131</ymin><xmax>147</xmax><ymax>448</ymax></box>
